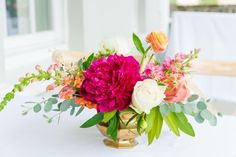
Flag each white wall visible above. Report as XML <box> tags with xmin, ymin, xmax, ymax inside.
<box><xmin>67</xmin><ymin>0</ymin><xmax>170</xmax><ymax>52</ymax></box>
<box><xmin>0</xmin><ymin>0</ymin><xmax>5</xmax><ymax>83</ymax></box>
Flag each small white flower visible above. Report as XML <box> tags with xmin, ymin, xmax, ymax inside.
<box><xmin>130</xmin><ymin>79</ymin><xmax>166</xmax><ymax>114</ymax></box>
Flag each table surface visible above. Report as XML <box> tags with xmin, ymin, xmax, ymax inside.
<box><xmin>0</xmin><ymin>94</ymin><xmax>236</xmax><ymax>157</ymax></box>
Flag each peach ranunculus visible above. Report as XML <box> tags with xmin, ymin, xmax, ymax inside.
<box><xmin>75</xmin><ymin>97</ymin><xmax>97</xmax><ymax>109</ymax></box>
<box><xmin>164</xmin><ymin>79</ymin><xmax>190</xmax><ymax>103</ymax></box>
<box><xmin>146</xmin><ymin>32</ymin><xmax>168</xmax><ymax>53</ymax></box>
<box><xmin>59</xmin><ymin>86</ymin><xmax>75</xmax><ymax>100</ymax></box>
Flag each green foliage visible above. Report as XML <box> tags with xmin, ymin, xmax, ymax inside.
<box><xmin>162</xmin><ymin>112</ymin><xmax>180</xmax><ymax>136</ymax></box>
<box><xmin>75</xmin><ymin>107</ymin><xmax>84</xmax><ymax>117</ymax></box>
<box><xmin>70</xmin><ymin>107</ymin><xmax>75</xmax><ymax>116</ymax></box>
<box><xmin>197</xmin><ymin>101</ymin><xmax>207</xmax><ymax>110</ymax></box>
<box><xmin>132</xmin><ymin>33</ymin><xmax>145</xmax><ymax>54</ymax></box>
<box><xmin>83</xmin><ymin>53</ymin><xmax>95</xmax><ymax>70</ymax></box>
<box><xmin>80</xmin><ymin>112</ymin><xmax>104</xmax><ymax>128</ymax></box>
<box><xmin>33</xmin><ymin>104</ymin><xmax>41</xmax><ymax>113</ymax></box>
<box><xmin>106</xmin><ymin>113</ymin><xmax>119</xmax><ymax>141</ymax></box>
<box><xmin>160</xmin><ymin>103</ymin><xmax>169</xmax><ymax>115</ymax></box>
<box><xmin>60</xmin><ymin>101</ymin><xmax>70</xmax><ymax>112</ymax></box>
<box><xmin>187</xmin><ymin>94</ymin><xmax>199</xmax><ymax>102</ymax></box>
<box><xmin>174</xmin><ymin>112</ymin><xmax>195</xmax><ymax>137</ymax></box>
<box><xmin>125</xmin><ymin>113</ymin><xmax>138</xmax><ymax>126</ymax></box>
<box><xmin>146</xmin><ymin>107</ymin><xmax>163</xmax><ymax>145</ymax></box>
<box><xmin>103</xmin><ymin>110</ymin><xmax>117</xmax><ymax>123</ymax></box>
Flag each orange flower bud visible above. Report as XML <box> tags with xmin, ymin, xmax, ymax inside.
<box><xmin>146</xmin><ymin>32</ymin><xmax>168</xmax><ymax>53</ymax></box>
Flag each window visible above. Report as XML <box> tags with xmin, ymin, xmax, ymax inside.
<box><xmin>171</xmin><ymin>0</ymin><xmax>236</xmax><ymax>13</ymax></box>
<box><xmin>3</xmin><ymin>0</ymin><xmax>65</xmax><ymax>55</ymax></box>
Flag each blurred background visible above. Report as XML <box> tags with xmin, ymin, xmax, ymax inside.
<box><xmin>0</xmin><ymin>0</ymin><xmax>236</xmax><ymax>107</ymax></box>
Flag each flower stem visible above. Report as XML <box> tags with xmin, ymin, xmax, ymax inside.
<box><xmin>140</xmin><ymin>46</ymin><xmax>151</xmax><ymax>73</ymax></box>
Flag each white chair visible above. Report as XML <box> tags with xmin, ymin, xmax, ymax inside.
<box><xmin>168</xmin><ymin>11</ymin><xmax>236</xmax><ymax>115</ymax></box>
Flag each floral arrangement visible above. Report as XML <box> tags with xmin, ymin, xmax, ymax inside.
<box><xmin>0</xmin><ymin>32</ymin><xmax>218</xmax><ymax>145</ymax></box>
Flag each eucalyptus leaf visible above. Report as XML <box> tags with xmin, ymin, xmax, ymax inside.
<box><xmin>197</xmin><ymin>101</ymin><xmax>207</xmax><ymax>110</ymax></box>
<box><xmin>187</xmin><ymin>94</ymin><xmax>199</xmax><ymax>102</ymax></box>
<box><xmin>160</xmin><ymin>103</ymin><xmax>169</xmax><ymax>115</ymax></box>
<box><xmin>70</xmin><ymin>107</ymin><xmax>75</xmax><ymax>116</ymax></box>
<box><xmin>209</xmin><ymin>115</ymin><xmax>217</xmax><ymax>126</ymax></box>
<box><xmin>183</xmin><ymin>104</ymin><xmax>194</xmax><ymax>114</ymax></box>
<box><xmin>44</xmin><ymin>102</ymin><xmax>53</xmax><ymax>112</ymax></box>
<box><xmin>75</xmin><ymin>107</ymin><xmax>84</xmax><ymax>117</ymax></box>
<box><xmin>174</xmin><ymin>103</ymin><xmax>182</xmax><ymax>113</ymax></box>
<box><xmin>60</xmin><ymin>101</ymin><xmax>70</xmax><ymax>112</ymax></box>
<box><xmin>48</xmin><ymin>98</ymin><xmax>58</xmax><ymax>104</ymax></box>
<box><xmin>200</xmin><ymin>109</ymin><xmax>212</xmax><ymax>120</ymax></box>
<box><xmin>33</xmin><ymin>103</ymin><xmax>41</xmax><ymax>113</ymax></box>
<box><xmin>194</xmin><ymin>112</ymin><xmax>205</xmax><ymax>123</ymax></box>
<box><xmin>80</xmin><ymin>112</ymin><xmax>104</xmax><ymax>128</ymax></box>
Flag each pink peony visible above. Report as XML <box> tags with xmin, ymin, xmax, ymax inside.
<box><xmin>80</xmin><ymin>54</ymin><xmax>142</xmax><ymax>112</ymax></box>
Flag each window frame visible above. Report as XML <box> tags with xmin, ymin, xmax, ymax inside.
<box><xmin>3</xmin><ymin>0</ymin><xmax>66</xmax><ymax>56</ymax></box>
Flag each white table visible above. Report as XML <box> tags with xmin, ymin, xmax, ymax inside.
<box><xmin>0</xmin><ymin>95</ymin><xmax>236</xmax><ymax>157</ymax></box>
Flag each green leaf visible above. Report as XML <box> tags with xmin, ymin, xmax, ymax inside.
<box><xmin>174</xmin><ymin>112</ymin><xmax>195</xmax><ymax>137</ymax></box>
<box><xmin>209</xmin><ymin>115</ymin><xmax>217</xmax><ymax>126</ymax></box>
<box><xmin>137</xmin><ymin>115</ymin><xmax>143</xmax><ymax>135</ymax></box>
<box><xmin>33</xmin><ymin>103</ymin><xmax>41</xmax><ymax>113</ymax></box>
<box><xmin>183</xmin><ymin>104</ymin><xmax>194</xmax><ymax>114</ymax></box>
<box><xmin>103</xmin><ymin>110</ymin><xmax>117</xmax><ymax>123</ymax></box>
<box><xmin>162</xmin><ymin>112</ymin><xmax>180</xmax><ymax>136</ymax></box>
<box><xmin>60</xmin><ymin>101</ymin><xmax>70</xmax><ymax>112</ymax></box>
<box><xmin>147</xmin><ymin>107</ymin><xmax>163</xmax><ymax>145</ymax></box>
<box><xmin>126</xmin><ymin>113</ymin><xmax>138</xmax><ymax>126</ymax></box>
<box><xmin>83</xmin><ymin>53</ymin><xmax>95</xmax><ymax>70</ymax></box>
<box><xmin>194</xmin><ymin>112</ymin><xmax>205</xmax><ymax>123</ymax></box>
<box><xmin>146</xmin><ymin>109</ymin><xmax>156</xmax><ymax>133</ymax></box>
<box><xmin>48</xmin><ymin>98</ymin><xmax>58</xmax><ymax>104</ymax></box>
<box><xmin>75</xmin><ymin>107</ymin><xmax>84</xmax><ymax>116</ymax></box>
<box><xmin>174</xmin><ymin>103</ymin><xmax>182</xmax><ymax>113</ymax></box>
<box><xmin>160</xmin><ymin>103</ymin><xmax>169</xmax><ymax>115</ymax></box>
<box><xmin>132</xmin><ymin>33</ymin><xmax>145</xmax><ymax>54</ymax></box>
<box><xmin>155</xmin><ymin>108</ymin><xmax>163</xmax><ymax>140</ymax></box>
<box><xmin>80</xmin><ymin>112</ymin><xmax>104</xmax><ymax>128</ymax></box>
<box><xmin>44</xmin><ymin>102</ymin><xmax>53</xmax><ymax>112</ymax></box>
<box><xmin>77</xmin><ymin>58</ymin><xmax>84</xmax><ymax>70</ymax></box>
<box><xmin>70</xmin><ymin>107</ymin><xmax>75</xmax><ymax>116</ymax></box>
<box><xmin>200</xmin><ymin>109</ymin><xmax>212</xmax><ymax>120</ymax></box>
<box><xmin>187</xmin><ymin>94</ymin><xmax>199</xmax><ymax>102</ymax></box>
<box><xmin>197</xmin><ymin>101</ymin><xmax>207</xmax><ymax>110</ymax></box>
<box><xmin>107</xmin><ymin>114</ymin><xmax>118</xmax><ymax>142</ymax></box>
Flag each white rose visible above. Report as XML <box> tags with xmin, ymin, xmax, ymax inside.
<box><xmin>130</xmin><ymin>79</ymin><xmax>166</xmax><ymax>114</ymax></box>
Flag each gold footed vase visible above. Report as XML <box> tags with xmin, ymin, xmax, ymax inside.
<box><xmin>97</xmin><ymin>113</ymin><xmax>139</xmax><ymax>149</ymax></box>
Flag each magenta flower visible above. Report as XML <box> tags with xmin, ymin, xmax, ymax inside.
<box><xmin>80</xmin><ymin>54</ymin><xmax>142</xmax><ymax>112</ymax></box>
<box><xmin>144</xmin><ymin>63</ymin><xmax>164</xmax><ymax>79</ymax></box>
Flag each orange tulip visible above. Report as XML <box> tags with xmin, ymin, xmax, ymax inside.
<box><xmin>146</xmin><ymin>32</ymin><xmax>168</xmax><ymax>53</ymax></box>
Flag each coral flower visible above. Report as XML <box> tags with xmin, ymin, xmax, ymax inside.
<box><xmin>164</xmin><ymin>79</ymin><xmax>190</xmax><ymax>102</ymax></box>
<box><xmin>59</xmin><ymin>86</ymin><xmax>75</xmax><ymax>100</ymax></box>
<box><xmin>46</xmin><ymin>84</ymin><xmax>56</xmax><ymax>91</ymax></box>
<box><xmin>80</xmin><ymin>54</ymin><xmax>142</xmax><ymax>112</ymax></box>
<box><xmin>146</xmin><ymin>32</ymin><xmax>168</xmax><ymax>53</ymax></box>
<box><xmin>62</xmin><ymin>77</ymin><xmax>74</xmax><ymax>86</ymax></box>
<box><xmin>75</xmin><ymin>97</ymin><xmax>97</xmax><ymax>109</ymax></box>
<box><xmin>74</xmin><ymin>75</ymin><xmax>84</xmax><ymax>88</ymax></box>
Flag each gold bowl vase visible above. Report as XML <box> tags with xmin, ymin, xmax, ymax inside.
<box><xmin>97</xmin><ymin>113</ymin><xmax>139</xmax><ymax>149</ymax></box>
